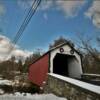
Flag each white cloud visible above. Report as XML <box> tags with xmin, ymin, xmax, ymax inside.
<box><xmin>55</xmin><ymin>0</ymin><xmax>85</xmax><ymax>17</ymax></box>
<box><xmin>41</xmin><ymin>0</ymin><xmax>85</xmax><ymax>17</ymax></box>
<box><xmin>17</xmin><ymin>0</ymin><xmax>53</xmax><ymax>10</ymax></box>
<box><xmin>17</xmin><ymin>0</ymin><xmax>85</xmax><ymax>18</ymax></box>
<box><xmin>40</xmin><ymin>0</ymin><xmax>53</xmax><ymax>10</ymax></box>
<box><xmin>17</xmin><ymin>0</ymin><xmax>33</xmax><ymax>9</ymax></box>
<box><xmin>85</xmin><ymin>1</ymin><xmax>100</xmax><ymax>28</ymax></box>
<box><xmin>0</xmin><ymin>35</ymin><xmax>32</xmax><ymax>62</ymax></box>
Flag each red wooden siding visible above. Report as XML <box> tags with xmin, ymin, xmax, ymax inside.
<box><xmin>28</xmin><ymin>54</ymin><xmax>49</xmax><ymax>86</ymax></box>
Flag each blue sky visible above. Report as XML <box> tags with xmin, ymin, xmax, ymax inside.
<box><xmin>0</xmin><ymin>0</ymin><xmax>100</xmax><ymax>60</ymax></box>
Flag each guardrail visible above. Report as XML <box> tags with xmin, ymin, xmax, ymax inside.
<box><xmin>44</xmin><ymin>73</ymin><xmax>100</xmax><ymax>100</ymax></box>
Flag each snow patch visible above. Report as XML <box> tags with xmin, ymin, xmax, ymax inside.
<box><xmin>83</xmin><ymin>73</ymin><xmax>100</xmax><ymax>77</ymax></box>
<box><xmin>0</xmin><ymin>89</ymin><xmax>4</xmax><ymax>94</ymax></box>
<box><xmin>0</xmin><ymin>80</ymin><xmax>12</xmax><ymax>86</ymax></box>
<box><xmin>0</xmin><ymin>93</ymin><xmax>67</xmax><ymax>100</ymax></box>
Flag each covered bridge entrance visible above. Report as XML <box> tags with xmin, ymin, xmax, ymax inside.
<box><xmin>53</xmin><ymin>53</ymin><xmax>77</xmax><ymax>77</ymax></box>
<box><xmin>29</xmin><ymin>42</ymin><xmax>83</xmax><ymax>86</ymax></box>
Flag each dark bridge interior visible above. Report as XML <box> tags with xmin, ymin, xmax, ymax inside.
<box><xmin>53</xmin><ymin>53</ymin><xmax>75</xmax><ymax>76</ymax></box>
<box><xmin>53</xmin><ymin>53</ymin><xmax>69</xmax><ymax>77</ymax></box>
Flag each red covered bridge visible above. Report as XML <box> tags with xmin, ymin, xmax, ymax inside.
<box><xmin>28</xmin><ymin>42</ymin><xmax>83</xmax><ymax>87</ymax></box>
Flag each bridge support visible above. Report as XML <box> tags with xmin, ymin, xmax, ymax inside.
<box><xmin>44</xmin><ymin>74</ymin><xmax>100</xmax><ymax>100</ymax></box>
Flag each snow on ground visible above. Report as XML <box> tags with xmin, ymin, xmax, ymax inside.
<box><xmin>0</xmin><ymin>79</ymin><xmax>67</xmax><ymax>100</ymax></box>
<box><xmin>0</xmin><ymin>89</ymin><xmax>4</xmax><ymax>94</ymax></box>
<box><xmin>0</xmin><ymin>80</ymin><xmax>12</xmax><ymax>86</ymax></box>
<box><xmin>49</xmin><ymin>73</ymin><xmax>100</xmax><ymax>94</ymax></box>
<box><xmin>0</xmin><ymin>93</ymin><xmax>67</xmax><ymax>100</ymax></box>
<box><xmin>83</xmin><ymin>73</ymin><xmax>100</xmax><ymax>77</ymax></box>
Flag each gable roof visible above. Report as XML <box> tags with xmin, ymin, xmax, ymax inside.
<box><xmin>48</xmin><ymin>42</ymin><xmax>82</xmax><ymax>56</ymax></box>
<box><xmin>29</xmin><ymin>42</ymin><xmax>82</xmax><ymax>66</ymax></box>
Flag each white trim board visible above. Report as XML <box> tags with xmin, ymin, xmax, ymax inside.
<box><xmin>48</xmin><ymin>73</ymin><xmax>100</xmax><ymax>95</ymax></box>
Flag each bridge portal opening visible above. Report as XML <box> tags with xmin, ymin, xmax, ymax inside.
<box><xmin>53</xmin><ymin>53</ymin><xmax>79</xmax><ymax>78</ymax></box>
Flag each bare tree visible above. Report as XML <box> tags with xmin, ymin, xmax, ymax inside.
<box><xmin>49</xmin><ymin>36</ymin><xmax>74</xmax><ymax>49</ymax></box>
<box><xmin>76</xmin><ymin>34</ymin><xmax>100</xmax><ymax>74</ymax></box>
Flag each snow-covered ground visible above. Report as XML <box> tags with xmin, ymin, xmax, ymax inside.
<box><xmin>0</xmin><ymin>79</ymin><xmax>12</xmax><ymax>86</ymax></box>
<box><xmin>0</xmin><ymin>78</ymin><xmax>66</xmax><ymax>100</ymax></box>
<box><xmin>0</xmin><ymin>93</ymin><xmax>67</xmax><ymax>100</ymax></box>
<box><xmin>83</xmin><ymin>73</ymin><xmax>100</xmax><ymax>77</ymax></box>
<box><xmin>0</xmin><ymin>79</ymin><xmax>67</xmax><ymax>100</ymax></box>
